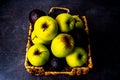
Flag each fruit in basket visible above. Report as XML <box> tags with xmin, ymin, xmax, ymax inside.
<box><xmin>34</xmin><ymin>16</ymin><xmax>58</xmax><ymax>42</ymax></box>
<box><xmin>66</xmin><ymin>47</ymin><xmax>88</xmax><ymax>67</ymax></box>
<box><xmin>29</xmin><ymin>9</ymin><xmax>46</xmax><ymax>25</ymax></box>
<box><xmin>56</xmin><ymin>13</ymin><xmax>75</xmax><ymax>32</ymax></box>
<box><xmin>51</xmin><ymin>33</ymin><xmax>74</xmax><ymax>58</ymax></box>
<box><xmin>50</xmin><ymin>57</ymin><xmax>64</xmax><ymax>71</ymax></box>
<box><xmin>72</xmin><ymin>15</ymin><xmax>84</xmax><ymax>29</ymax></box>
<box><xmin>31</xmin><ymin>31</ymin><xmax>50</xmax><ymax>44</ymax></box>
<box><xmin>27</xmin><ymin>44</ymin><xmax>50</xmax><ymax>66</ymax></box>
<box><xmin>69</xmin><ymin>28</ymin><xmax>88</xmax><ymax>50</ymax></box>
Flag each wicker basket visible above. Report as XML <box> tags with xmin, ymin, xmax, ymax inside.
<box><xmin>24</xmin><ymin>7</ymin><xmax>93</xmax><ymax>76</ymax></box>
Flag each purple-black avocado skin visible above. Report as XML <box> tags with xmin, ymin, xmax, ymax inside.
<box><xmin>29</xmin><ymin>9</ymin><xmax>46</xmax><ymax>25</ymax></box>
<box><xmin>68</xmin><ymin>28</ymin><xmax>88</xmax><ymax>52</ymax></box>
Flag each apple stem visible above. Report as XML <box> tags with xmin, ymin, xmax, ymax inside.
<box><xmin>34</xmin><ymin>50</ymin><xmax>41</xmax><ymax>55</ymax></box>
<box><xmin>32</xmin><ymin>35</ymin><xmax>37</xmax><ymax>40</ymax></box>
<box><xmin>78</xmin><ymin>54</ymin><xmax>82</xmax><ymax>59</ymax></box>
<box><xmin>42</xmin><ymin>23</ymin><xmax>48</xmax><ymax>32</ymax></box>
<box><xmin>74</xmin><ymin>18</ymin><xmax>77</xmax><ymax>23</ymax></box>
<box><xmin>66</xmin><ymin>21</ymin><xmax>70</xmax><ymax>27</ymax></box>
<box><xmin>34</xmin><ymin>50</ymin><xmax>47</xmax><ymax>55</ymax></box>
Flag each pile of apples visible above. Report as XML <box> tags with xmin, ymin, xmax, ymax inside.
<box><xmin>27</xmin><ymin>9</ymin><xmax>88</xmax><ymax>70</ymax></box>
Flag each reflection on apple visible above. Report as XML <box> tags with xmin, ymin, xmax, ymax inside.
<box><xmin>34</xmin><ymin>16</ymin><xmax>58</xmax><ymax>42</ymax></box>
<box><xmin>51</xmin><ymin>33</ymin><xmax>74</xmax><ymax>58</ymax></box>
<box><xmin>27</xmin><ymin>44</ymin><xmax>50</xmax><ymax>66</ymax></box>
<box><xmin>66</xmin><ymin>47</ymin><xmax>87</xmax><ymax>67</ymax></box>
<box><xmin>56</xmin><ymin>13</ymin><xmax>75</xmax><ymax>32</ymax></box>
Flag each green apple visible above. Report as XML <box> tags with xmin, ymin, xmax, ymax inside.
<box><xmin>27</xmin><ymin>44</ymin><xmax>50</xmax><ymax>66</ymax></box>
<box><xmin>72</xmin><ymin>15</ymin><xmax>84</xmax><ymax>29</ymax></box>
<box><xmin>51</xmin><ymin>33</ymin><xmax>74</xmax><ymax>58</ymax></box>
<box><xmin>31</xmin><ymin>31</ymin><xmax>50</xmax><ymax>44</ymax></box>
<box><xmin>56</xmin><ymin>13</ymin><xmax>75</xmax><ymax>32</ymax></box>
<box><xmin>66</xmin><ymin>47</ymin><xmax>87</xmax><ymax>67</ymax></box>
<box><xmin>34</xmin><ymin>16</ymin><xmax>58</xmax><ymax>41</ymax></box>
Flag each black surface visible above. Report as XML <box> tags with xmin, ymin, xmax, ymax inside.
<box><xmin>0</xmin><ymin>0</ymin><xmax>120</xmax><ymax>80</ymax></box>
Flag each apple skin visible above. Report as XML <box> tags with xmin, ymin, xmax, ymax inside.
<box><xmin>31</xmin><ymin>31</ymin><xmax>50</xmax><ymax>45</ymax></box>
<box><xmin>34</xmin><ymin>16</ymin><xmax>58</xmax><ymax>41</ymax></box>
<box><xmin>51</xmin><ymin>33</ymin><xmax>74</xmax><ymax>58</ymax></box>
<box><xmin>56</xmin><ymin>13</ymin><xmax>75</xmax><ymax>32</ymax></box>
<box><xmin>72</xmin><ymin>15</ymin><xmax>84</xmax><ymax>29</ymax></box>
<box><xmin>27</xmin><ymin>44</ymin><xmax>50</xmax><ymax>66</ymax></box>
<box><xmin>66</xmin><ymin>47</ymin><xmax>87</xmax><ymax>67</ymax></box>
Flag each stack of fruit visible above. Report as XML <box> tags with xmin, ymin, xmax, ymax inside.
<box><xmin>26</xmin><ymin>9</ymin><xmax>89</xmax><ymax>71</ymax></box>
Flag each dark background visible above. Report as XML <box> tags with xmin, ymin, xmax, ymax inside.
<box><xmin>0</xmin><ymin>0</ymin><xmax>120</xmax><ymax>80</ymax></box>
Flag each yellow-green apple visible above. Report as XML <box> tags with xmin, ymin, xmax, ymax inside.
<box><xmin>27</xmin><ymin>44</ymin><xmax>50</xmax><ymax>66</ymax></box>
<box><xmin>66</xmin><ymin>47</ymin><xmax>88</xmax><ymax>67</ymax></box>
<box><xmin>51</xmin><ymin>33</ymin><xmax>74</xmax><ymax>58</ymax></box>
<box><xmin>34</xmin><ymin>16</ymin><xmax>58</xmax><ymax>42</ymax></box>
<box><xmin>31</xmin><ymin>31</ymin><xmax>50</xmax><ymax>45</ymax></box>
<box><xmin>56</xmin><ymin>13</ymin><xmax>75</xmax><ymax>32</ymax></box>
<box><xmin>72</xmin><ymin>15</ymin><xmax>84</xmax><ymax>29</ymax></box>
